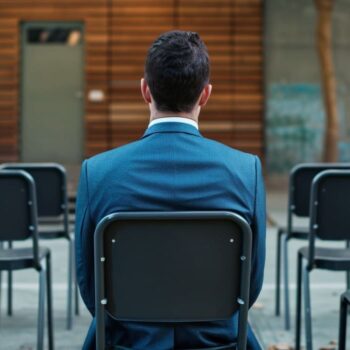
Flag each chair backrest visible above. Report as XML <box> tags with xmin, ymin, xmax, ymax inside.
<box><xmin>0</xmin><ymin>170</ymin><xmax>38</xmax><ymax>242</ymax></box>
<box><xmin>1</xmin><ymin>163</ymin><xmax>67</xmax><ymax>217</ymax></box>
<box><xmin>289</xmin><ymin>163</ymin><xmax>350</xmax><ymax>217</ymax></box>
<box><xmin>94</xmin><ymin>211</ymin><xmax>252</xmax><ymax>350</ymax></box>
<box><xmin>310</xmin><ymin>170</ymin><xmax>350</xmax><ymax>241</ymax></box>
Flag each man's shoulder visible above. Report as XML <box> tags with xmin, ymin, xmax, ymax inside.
<box><xmin>85</xmin><ymin>139</ymin><xmax>142</xmax><ymax>168</ymax></box>
<box><xmin>201</xmin><ymin>135</ymin><xmax>258</xmax><ymax>164</ymax></box>
<box><xmin>84</xmin><ymin>133</ymin><xmax>259</xmax><ymax>174</ymax></box>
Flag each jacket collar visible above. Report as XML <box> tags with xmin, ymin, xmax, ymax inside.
<box><xmin>142</xmin><ymin>121</ymin><xmax>202</xmax><ymax>139</ymax></box>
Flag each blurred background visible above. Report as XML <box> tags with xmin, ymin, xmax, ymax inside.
<box><xmin>1</xmin><ymin>0</ymin><xmax>350</xmax><ymax>176</ymax></box>
<box><xmin>1</xmin><ymin>0</ymin><xmax>350</xmax><ymax>349</ymax></box>
<box><xmin>1</xmin><ymin>0</ymin><xmax>263</xmax><ymax>167</ymax></box>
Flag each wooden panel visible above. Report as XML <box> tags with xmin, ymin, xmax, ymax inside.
<box><xmin>109</xmin><ymin>0</ymin><xmax>174</xmax><ymax>148</ymax></box>
<box><xmin>231</xmin><ymin>0</ymin><xmax>264</xmax><ymax>157</ymax></box>
<box><xmin>109</xmin><ymin>0</ymin><xmax>264</xmax><ymax>157</ymax></box>
<box><xmin>0</xmin><ymin>0</ymin><xmax>264</xmax><ymax>162</ymax></box>
<box><xmin>0</xmin><ymin>1</ymin><xmax>110</xmax><ymax>161</ymax></box>
<box><xmin>84</xmin><ymin>13</ymin><xmax>109</xmax><ymax>156</ymax></box>
<box><xmin>0</xmin><ymin>18</ymin><xmax>18</xmax><ymax>161</ymax></box>
<box><xmin>177</xmin><ymin>0</ymin><xmax>264</xmax><ymax>156</ymax></box>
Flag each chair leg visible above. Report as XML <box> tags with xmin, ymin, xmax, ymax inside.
<box><xmin>74</xmin><ymin>277</ymin><xmax>80</xmax><ymax>316</ymax></box>
<box><xmin>0</xmin><ymin>241</ymin><xmax>2</xmax><ymax>318</ymax></box>
<box><xmin>46</xmin><ymin>253</ymin><xmax>54</xmax><ymax>350</ymax></box>
<box><xmin>73</xmin><ymin>245</ymin><xmax>80</xmax><ymax>316</ymax></box>
<box><xmin>283</xmin><ymin>233</ymin><xmax>291</xmax><ymax>330</ymax></box>
<box><xmin>346</xmin><ymin>241</ymin><xmax>350</xmax><ymax>290</ymax></box>
<box><xmin>275</xmin><ymin>228</ymin><xmax>284</xmax><ymax>316</ymax></box>
<box><xmin>7</xmin><ymin>241</ymin><xmax>13</xmax><ymax>316</ymax></box>
<box><xmin>303</xmin><ymin>265</ymin><xmax>313</xmax><ymax>350</ymax></box>
<box><xmin>295</xmin><ymin>252</ymin><xmax>303</xmax><ymax>350</ymax></box>
<box><xmin>66</xmin><ymin>237</ymin><xmax>73</xmax><ymax>330</ymax></box>
<box><xmin>7</xmin><ymin>271</ymin><xmax>12</xmax><ymax>316</ymax></box>
<box><xmin>0</xmin><ymin>271</ymin><xmax>2</xmax><ymax>316</ymax></box>
<box><xmin>37</xmin><ymin>268</ymin><xmax>46</xmax><ymax>350</ymax></box>
<box><xmin>71</xmin><ymin>235</ymin><xmax>80</xmax><ymax>315</ymax></box>
<box><xmin>339</xmin><ymin>294</ymin><xmax>348</xmax><ymax>350</ymax></box>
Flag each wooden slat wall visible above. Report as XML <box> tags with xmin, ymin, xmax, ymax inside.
<box><xmin>0</xmin><ymin>18</ymin><xmax>18</xmax><ymax>161</ymax></box>
<box><xmin>85</xmin><ymin>14</ymin><xmax>109</xmax><ymax>156</ymax></box>
<box><xmin>110</xmin><ymin>0</ymin><xmax>174</xmax><ymax>148</ymax></box>
<box><xmin>179</xmin><ymin>0</ymin><xmax>235</xmax><ymax>147</ymax></box>
<box><xmin>0</xmin><ymin>0</ymin><xmax>110</xmax><ymax>161</ymax></box>
<box><xmin>0</xmin><ymin>0</ymin><xmax>263</xmax><ymax>162</ymax></box>
<box><xmin>178</xmin><ymin>0</ymin><xmax>264</xmax><ymax>157</ymax></box>
<box><xmin>232</xmin><ymin>0</ymin><xmax>264</xmax><ymax>156</ymax></box>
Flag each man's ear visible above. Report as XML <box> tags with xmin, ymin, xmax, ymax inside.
<box><xmin>141</xmin><ymin>78</ymin><xmax>152</xmax><ymax>104</ymax></box>
<box><xmin>198</xmin><ymin>84</ymin><xmax>212</xmax><ymax>107</ymax></box>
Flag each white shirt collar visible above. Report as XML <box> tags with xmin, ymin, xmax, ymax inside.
<box><xmin>149</xmin><ymin>117</ymin><xmax>198</xmax><ymax>130</ymax></box>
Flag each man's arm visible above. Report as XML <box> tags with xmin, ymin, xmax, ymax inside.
<box><xmin>75</xmin><ymin>160</ymin><xmax>96</xmax><ymax>316</ymax></box>
<box><xmin>249</xmin><ymin>156</ymin><xmax>266</xmax><ymax>306</ymax></box>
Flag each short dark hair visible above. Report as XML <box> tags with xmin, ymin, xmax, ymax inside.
<box><xmin>145</xmin><ymin>30</ymin><xmax>210</xmax><ymax>113</ymax></box>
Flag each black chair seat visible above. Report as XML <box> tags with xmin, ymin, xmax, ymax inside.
<box><xmin>299</xmin><ymin>246</ymin><xmax>350</xmax><ymax>270</ymax></box>
<box><xmin>279</xmin><ymin>226</ymin><xmax>309</xmax><ymax>239</ymax></box>
<box><xmin>39</xmin><ymin>229</ymin><xmax>67</xmax><ymax>239</ymax></box>
<box><xmin>182</xmin><ymin>345</ymin><xmax>235</xmax><ymax>350</ymax></box>
<box><xmin>111</xmin><ymin>345</ymin><xmax>235</xmax><ymax>350</ymax></box>
<box><xmin>0</xmin><ymin>247</ymin><xmax>50</xmax><ymax>270</ymax></box>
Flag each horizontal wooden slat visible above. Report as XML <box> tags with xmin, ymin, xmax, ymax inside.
<box><xmin>0</xmin><ymin>0</ymin><xmax>263</xmax><ymax>162</ymax></box>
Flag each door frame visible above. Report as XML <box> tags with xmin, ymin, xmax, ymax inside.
<box><xmin>20</xmin><ymin>20</ymin><xmax>85</xmax><ymax>162</ymax></box>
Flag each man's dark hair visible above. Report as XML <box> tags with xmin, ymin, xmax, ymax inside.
<box><xmin>145</xmin><ymin>30</ymin><xmax>210</xmax><ymax>113</ymax></box>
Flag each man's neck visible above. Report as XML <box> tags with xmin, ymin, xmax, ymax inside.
<box><xmin>149</xmin><ymin>111</ymin><xmax>198</xmax><ymax>124</ymax></box>
<box><xmin>148</xmin><ymin>116</ymin><xmax>199</xmax><ymax>129</ymax></box>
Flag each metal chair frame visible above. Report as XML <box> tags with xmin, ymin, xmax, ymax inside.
<box><xmin>339</xmin><ymin>290</ymin><xmax>350</xmax><ymax>350</ymax></box>
<box><xmin>0</xmin><ymin>163</ymin><xmax>77</xmax><ymax>330</ymax></box>
<box><xmin>295</xmin><ymin>170</ymin><xmax>350</xmax><ymax>350</ymax></box>
<box><xmin>0</xmin><ymin>170</ymin><xmax>54</xmax><ymax>350</ymax></box>
<box><xmin>275</xmin><ymin>163</ymin><xmax>350</xmax><ymax>330</ymax></box>
<box><xmin>94</xmin><ymin>211</ymin><xmax>252</xmax><ymax>350</ymax></box>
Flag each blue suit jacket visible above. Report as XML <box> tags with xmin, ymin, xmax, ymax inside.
<box><xmin>75</xmin><ymin>122</ymin><xmax>266</xmax><ymax>350</ymax></box>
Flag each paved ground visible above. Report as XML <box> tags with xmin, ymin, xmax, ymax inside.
<box><xmin>0</xmin><ymin>183</ymin><xmax>349</xmax><ymax>349</ymax></box>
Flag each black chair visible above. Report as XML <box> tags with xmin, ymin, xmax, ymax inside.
<box><xmin>0</xmin><ymin>170</ymin><xmax>54</xmax><ymax>350</ymax></box>
<box><xmin>275</xmin><ymin>163</ymin><xmax>350</xmax><ymax>330</ymax></box>
<box><xmin>339</xmin><ymin>290</ymin><xmax>350</xmax><ymax>350</ymax></box>
<box><xmin>94</xmin><ymin>211</ymin><xmax>252</xmax><ymax>350</ymax></box>
<box><xmin>295</xmin><ymin>170</ymin><xmax>350</xmax><ymax>350</ymax></box>
<box><xmin>1</xmin><ymin>163</ymin><xmax>75</xmax><ymax>330</ymax></box>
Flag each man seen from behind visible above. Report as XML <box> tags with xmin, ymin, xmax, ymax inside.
<box><xmin>76</xmin><ymin>30</ymin><xmax>266</xmax><ymax>350</ymax></box>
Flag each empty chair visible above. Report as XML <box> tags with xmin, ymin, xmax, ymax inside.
<box><xmin>275</xmin><ymin>163</ymin><xmax>350</xmax><ymax>330</ymax></box>
<box><xmin>295</xmin><ymin>170</ymin><xmax>350</xmax><ymax>350</ymax></box>
<box><xmin>94</xmin><ymin>211</ymin><xmax>252</xmax><ymax>350</ymax></box>
<box><xmin>0</xmin><ymin>170</ymin><xmax>54</xmax><ymax>350</ymax></box>
<box><xmin>1</xmin><ymin>163</ymin><xmax>75</xmax><ymax>329</ymax></box>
